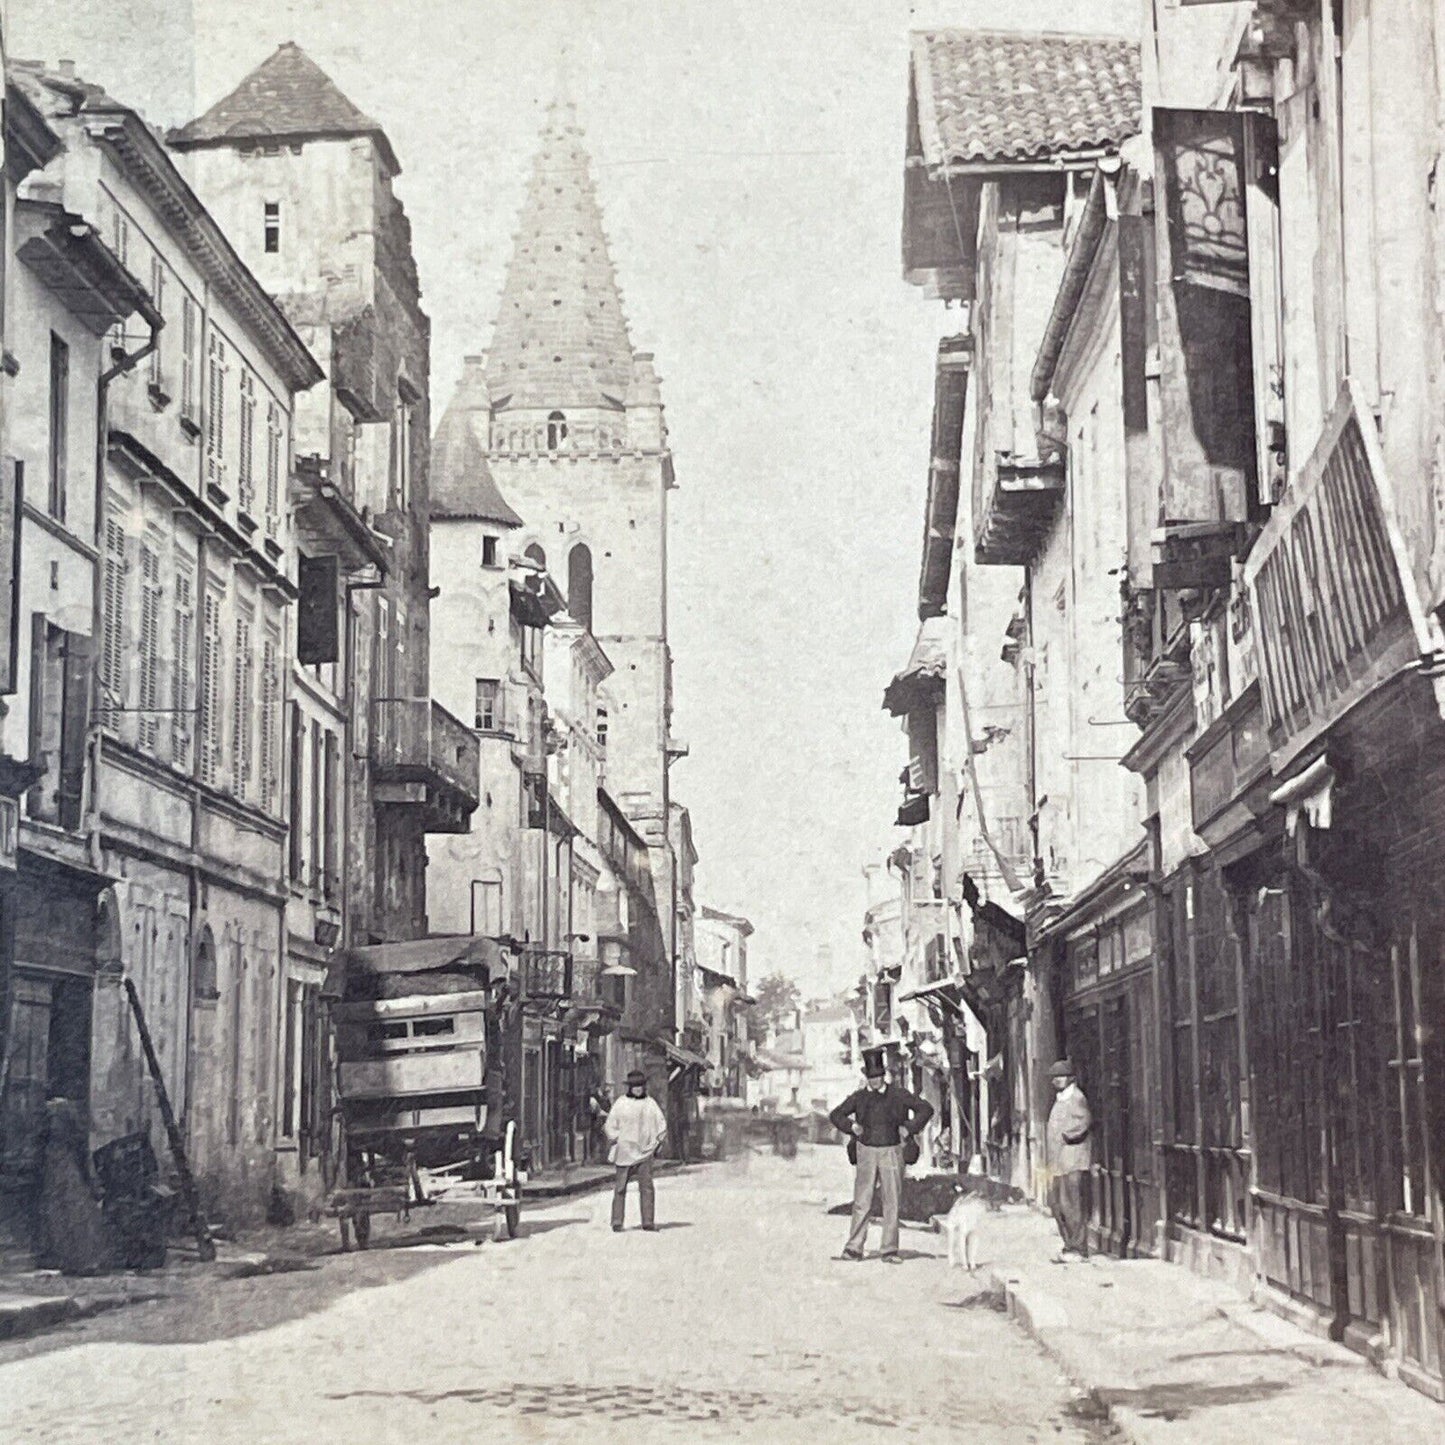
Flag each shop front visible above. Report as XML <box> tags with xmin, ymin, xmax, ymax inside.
<box><xmin>1233</xmin><ymin>383</ymin><xmax>1445</xmax><ymax>1393</ymax></box>
<box><xmin>1048</xmin><ymin>847</ymin><xmax>1160</xmax><ymax>1260</ymax></box>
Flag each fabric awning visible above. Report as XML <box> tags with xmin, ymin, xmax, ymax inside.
<box><xmin>664</xmin><ymin>1042</ymin><xmax>711</xmax><ymax>1071</ymax></box>
<box><xmin>883</xmin><ymin>616</ymin><xmax>950</xmax><ymax>717</ymax></box>
<box><xmin>898</xmin><ymin>978</ymin><xmax>962</xmax><ymax>1006</ymax></box>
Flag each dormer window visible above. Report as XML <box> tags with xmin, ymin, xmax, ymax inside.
<box><xmin>546</xmin><ymin>410</ymin><xmax>568</xmax><ymax>451</ymax></box>
<box><xmin>264</xmin><ymin>201</ymin><xmax>280</xmax><ymax>254</ymax></box>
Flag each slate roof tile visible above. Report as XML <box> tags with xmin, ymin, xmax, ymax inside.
<box><xmin>171</xmin><ymin>42</ymin><xmax>400</xmax><ymax>176</ymax></box>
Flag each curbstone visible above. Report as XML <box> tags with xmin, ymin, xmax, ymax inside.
<box><xmin>0</xmin><ymin>1290</ymin><xmax>137</xmax><ymax>1343</ymax></box>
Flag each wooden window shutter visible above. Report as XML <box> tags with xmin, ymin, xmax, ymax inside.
<box><xmin>171</xmin><ymin>567</ymin><xmax>194</xmax><ymax>768</ymax></box>
<box><xmin>138</xmin><ymin>543</ymin><xmax>163</xmax><ymax>752</ymax></box>
<box><xmin>26</xmin><ymin>615</ymin><xmax>47</xmax><ymax>816</ymax></box>
<box><xmin>58</xmin><ymin>631</ymin><xmax>93</xmax><ymax>832</ymax></box>
<box><xmin>323</xmin><ymin>731</ymin><xmax>339</xmax><ymax>899</ymax></box>
<box><xmin>199</xmin><ymin>591</ymin><xmax>223</xmax><ymax>786</ymax></box>
<box><xmin>181</xmin><ymin>297</ymin><xmax>197</xmax><ymax>421</ymax></box>
<box><xmin>100</xmin><ymin>519</ymin><xmax>127</xmax><ymax>726</ymax></box>
<box><xmin>297</xmin><ymin>554</ymin><xmax>340</xmax><ymax>664</ymax></box>
<box><xmin>238</xmin><ymin>371</ymin><xmax>256</xmax><ymax>513</ymax></box>
<box><xmin>288</xmin><ymin>701</ymin><xmax>305</xmax><ymax>879</ymax></box>
<box><xmin>233</xmin><ymin>614</ymin><xmax>254</xmax><ymax>799</ymax></box>
<box><xmin>260</xmin><ymin>636</ymin><xmax>279</xmax><ymax>813</ymax></box>
<box><xmin>265</xmin><ymin>402</ymin><xmax>282</xmax><ymax>531</ymax></box>
<box><xmin>309</xmin><ymin>720</ymin><xmax>323</xmax><ymax>887</ymax></box>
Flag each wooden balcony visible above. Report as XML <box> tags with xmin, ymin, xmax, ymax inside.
<box><xmin>975</xmin><ymin>456</ymin><xmax>1065</xmax><ymax>567</ymax></box>
<box><xmin>371</xmin><ymin>698</ymin><xmax>479</xmax><ymax>832</ymax></box>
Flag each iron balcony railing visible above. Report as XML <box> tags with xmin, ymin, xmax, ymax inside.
<box><xmin>519</xmin><ymin>947</ymin><xmax>573</xmax><ymax>1001</ymax></box>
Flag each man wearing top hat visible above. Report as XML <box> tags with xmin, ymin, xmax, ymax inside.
<box><xmin>1046</xmin><ymin>1058</ymin><xmax>1093</xmax><ymax>1261</ymax></box>
<box><xmin>829</xmin><ymin>1047</ymin><xmax>933</xmax><ymax>1262</ymax></box>
<box><xmin>605</xmin><ymin>1069</ymin><xmax>668</xmax><ymax>1232</ymax></box>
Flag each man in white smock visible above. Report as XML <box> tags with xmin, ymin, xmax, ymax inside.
<box><xmin>606</xmin><ymin>1069</ymin><xmax>668</xmax><ymax>1231</ymax></box>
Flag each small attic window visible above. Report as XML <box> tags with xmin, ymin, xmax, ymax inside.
<box><xmin>482</xmin><ymin>535</ymin><xmax>500</xmax><ymax>568</ymax></box>
<box><xmin>546</xmin><ymin>411</ymin><xmax>568</xmax><ymax>450</ymax></box>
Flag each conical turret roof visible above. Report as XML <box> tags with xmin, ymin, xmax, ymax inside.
<box><xmin>487</xmin><ymin>102</ymin><xmax>634</xmax><ymax>411</ymax></box>
<box><xmin>431</xmin><ymin>358</ymin><xmax>523</xmax><ymax>526</ymax></box>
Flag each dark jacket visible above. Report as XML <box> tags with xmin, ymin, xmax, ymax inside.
<box><xmin>829</xmin><ymin>1084</ymin><xmax>934</xmax><ymax>1149</ymax></box>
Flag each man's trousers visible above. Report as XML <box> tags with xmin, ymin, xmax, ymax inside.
<box><xmin>612</xmin><ymin>1155</ymin><xmax>656</xmax><ymax>1229</ymax></box>
<box><xmin>1050</xmin><ymin>1169</ymin><xmax>1090</xmax><ymax>1254</ymax></box>
<box><xmin>844</xmin><ymin>1143</ymin><xmax>903</xmax><ymax>1257</ymax></box>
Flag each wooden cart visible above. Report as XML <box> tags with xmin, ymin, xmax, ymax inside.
<box><xmin>325</xmin><ymin>937</ymin><xmax>524</xmax><ymax>1250</ymax></box>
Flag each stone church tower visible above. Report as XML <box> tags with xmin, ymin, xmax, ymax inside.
<box><xmin>468</xmin><ymin>102</ymin><xmax>680</xmax><ymax>865</ymax></box>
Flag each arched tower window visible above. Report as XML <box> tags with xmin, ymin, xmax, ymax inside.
<box><xmin>524</xmin><ymin>543</ymin><xmax>546</xmax><ymax>569</ymax></box>
<box><xmin>546</xmin><ymin>411</ymin><xmax>568</xmax><ymax>451</ymax></box>
<box><xmin>568</xmin><ymin>543</ymin><xmax>594</xmax><ymax>632</ymax></box>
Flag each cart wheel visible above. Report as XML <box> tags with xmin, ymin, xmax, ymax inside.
<box><xmin>354</xmin><ymin>1211</ymin><xmax>372</xmax><ymax>1250</ymax></box>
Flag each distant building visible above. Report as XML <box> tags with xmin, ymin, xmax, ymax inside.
<box><xmin>478</xmin><ymin>102</ymin><xmax>684</xmax><ymax>1048</ymax></box>
<box><xmin>172</xmin><ymin>42</ymin><xmax>478</xmax><ymax>1211</ymax></box>
<box><xmin>696</xmin><ymin>905</ymin><xmax>755</xmax><ymax>1101</ymax></box>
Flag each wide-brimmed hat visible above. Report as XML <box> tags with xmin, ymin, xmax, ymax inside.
<box><xmin>625</xmin><ymin>1069</ymin><xmax>648</xmax><ymax>1087</ymax></box>
<box><xmin>1048</xmin><ymin>1059</ymin><xmax>1076</xmax><ymax>1079</ymax></box>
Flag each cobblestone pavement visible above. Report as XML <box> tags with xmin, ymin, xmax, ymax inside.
<box><xmin>0</xmin><ymin>1146</ymin><xmax>1114</xmax><ymax>1443</ymax></box>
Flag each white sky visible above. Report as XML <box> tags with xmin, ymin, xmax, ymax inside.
<box><xmin>14</xmin><ymin>0</ymin><xmax>1142</xmax><ymax>998</ymax></box>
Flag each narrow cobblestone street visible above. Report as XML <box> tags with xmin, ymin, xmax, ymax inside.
<box><xmin>0</xmin><ymin>1149</ymin><xmax>1109</xmax><ymax>1444</ymax></box>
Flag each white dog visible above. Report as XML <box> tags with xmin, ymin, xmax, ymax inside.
<box><xmin>938</xmin><ymin>1184</ymin><xmax>996</xmax><ymax>1270</ymax></box>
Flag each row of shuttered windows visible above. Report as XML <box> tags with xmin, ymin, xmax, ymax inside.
<box><xmin>98</xmin><ymin>516</ymin><xmax>282</xmax><ymax>812</ymax></box>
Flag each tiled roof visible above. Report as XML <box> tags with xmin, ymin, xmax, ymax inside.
<box><xmin>431</xmin><ymin>359</ymin><xmax>523</xmax><ymax>527</ymax></box>
<box><xmin>911</xmin><ymin>29</ymin><xmax>1140</xmax><ymax>169</ymax></box>
<box><xmin>170</xmin><ymin>42</ymin><xmax>400</xmax><ymax>176</ymax></box>
<box><xmin>487</xmin><ymin>101</ymin><xmax>635</xmax><ymax>410</ymax></box>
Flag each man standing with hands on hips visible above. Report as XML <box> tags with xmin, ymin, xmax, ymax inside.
<box><xmin>606</xmin><ymin>1069</ymin><xmax>668</xmax><ymax>1232</ymax></box>
<box><xmin>829</xmin><ymin>1047</ymin><xmax>933</xmax><ymax>1262</ymax></box>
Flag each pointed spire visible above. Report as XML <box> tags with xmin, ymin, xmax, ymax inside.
<box><xmin>486</xmin><ymin>105</ymin><xmax>633</xmax><ymax>410</ymax></box>
<box><xmin>431</xmin><ymin>358</ymin><xmax>523</xmax><ymax>526</ymax></box>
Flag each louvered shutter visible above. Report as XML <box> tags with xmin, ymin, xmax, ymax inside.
<box><xmin>199</xmin><ymin>592</ymin><xmax>222</xmax><ymax>786</ymax></box>
<box><xmin>171</xmin><ymin>569</ymin><xmax>194</xmax><ymax>768</ymax></box>
<box><xmin>265</xmin><ymin>403</ymin><xmax>282</xmax><ymax>534</ymax></box>
<box><xmin>233</xmin><ymin>614</ymin><xmax>254</xmax><ymax>800</ymax></box>
<box><xmin>259</xmin><ymin>637</ymin><xmax>279</xmax><ymax>813</ymax></box>
<box><xmin>100</xmin><ymin>519</ymin><xmax>127</xmax><ymax>728</ymax></box>
<box><xmin>238</xmin><ymin>371</ymin><xmax>256</xmax><ymax>514</ymax></box>
<box><xmin>138</xmin><ymin>544</ymin><xmax>162</xmax><ymax>752</ymax></box>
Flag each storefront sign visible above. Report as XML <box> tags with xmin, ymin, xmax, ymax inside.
<box><xmin>1243</xmin><ymin>381</ymin><xmax>1437</xmax><ymax>768</ymax></box>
